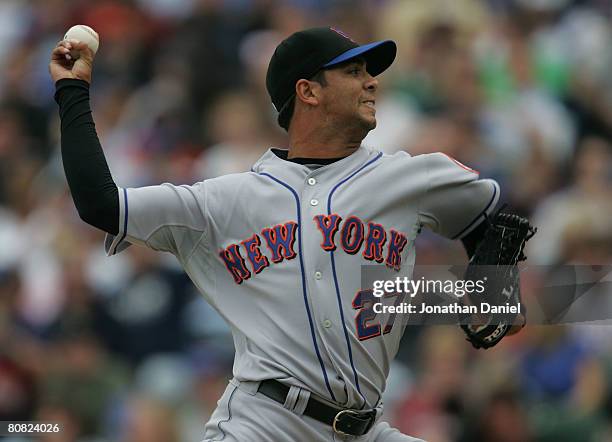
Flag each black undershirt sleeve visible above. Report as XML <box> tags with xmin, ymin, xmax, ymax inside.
<box><xmin>54</xmin><ymin>78</ymin><xmax>119</xmax><ymax>235</ymax></box>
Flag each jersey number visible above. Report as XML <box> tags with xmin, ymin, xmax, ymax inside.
<box><xmin>351</xmin><ymin>289</ymin><xmax>404</xmax><ymax>341</ymax></box>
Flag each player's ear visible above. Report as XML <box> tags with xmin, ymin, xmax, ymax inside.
<box><xmin>295</xmin><ymin>79</ymin><xmax>321</xmax><ymax>106</ymax></box>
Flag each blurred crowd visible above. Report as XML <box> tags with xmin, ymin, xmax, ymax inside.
<box><xmin>0</xmin><ymin>0</ymin><xmax>611</xmax><ymax>441</ymax></box>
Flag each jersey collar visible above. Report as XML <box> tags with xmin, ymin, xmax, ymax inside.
<box><xmin>271</xmin><ymin>148</ymin><xmax>348</xmax><ymax>166</ymax></box>
<box><xmin>251</xmin><ymin>145</ymin><xmax>378</xmax><ymax>184</ymax></box>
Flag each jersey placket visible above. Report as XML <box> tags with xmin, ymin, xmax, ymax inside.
<box><xmin>299</xmin><ymin>170</ymin><xmax>355</xmax><ymax>405</ymax></box>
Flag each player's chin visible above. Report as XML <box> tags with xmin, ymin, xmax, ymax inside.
<box><xmin>358</xmin><ymin>111</ymin><xmax>377</xmax><ymax>130</ymax></box>
<box><xmin>362</xmin><ymin>115</ymin><xmax>377</xmax><ymax>131</ymax></box>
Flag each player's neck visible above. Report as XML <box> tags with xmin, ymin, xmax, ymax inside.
<box><xmin>287</xmin><ymin>142</ymin><xmax>360</xmax><ymax>159</ymax></box>
<box><xmin>287</xmin><ymin>123</ymin><xmax>364</xmax><ymax>159</ymax></box>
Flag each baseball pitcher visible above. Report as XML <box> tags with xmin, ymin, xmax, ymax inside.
<box><xmin>50</xmin><ymin>27</ymin><xmax>534</xmax><ymax>442</ymax></box>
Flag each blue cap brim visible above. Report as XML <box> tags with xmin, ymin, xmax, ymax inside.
<box><xmin>323</xmin><ymin>40</ymin><xmax>397</xmax><ymax>76</ymax></box>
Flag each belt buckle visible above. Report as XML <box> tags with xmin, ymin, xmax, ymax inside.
<box><xmin>332</xmin><ymin>409</ymin><xmax>360</xmax><ymax>436</ymax></box>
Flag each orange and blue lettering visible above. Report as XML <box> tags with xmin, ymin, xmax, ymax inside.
<box><xmin>262</xmin><ymin>221</ymin><xmax>298</xmax><ymax>263</ymax></box>
<box><xmin>241</xmin><ymin>234</ymin><xmax>270</xmax><ymax>274</ymax></box>
<box><xmin>314</xmin><ymin>214</ymin><xmax>342</xmax><ymax>251</ymax></box>
<box><xmin>219</xmin><ymin>244</ymin><xmax>251</xmax><ymax>284</ymax></box>
<box><xmin>363</xmin><ymin>222</ymin><xmax>387</xmax><ymax>263</ymax></box>
<box><xmin>352</xmin><ymin>289</ymin><xmax>382</xmax><ymax>340</ymax></box>
<box><xmin>340</xmin><ymin>216</ymin><xmax>364</xmax><ymax>255</ymax></box>
<box><xmin>386</xmin><ymin>230</ymin><xmax>408</xmax><ymax>270</ymax></box>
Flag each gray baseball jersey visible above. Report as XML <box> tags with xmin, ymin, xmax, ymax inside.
<box><xmin>105</xmin><ymin>145</ymin><xmax>498</xmax><ymax>409</ymax></box>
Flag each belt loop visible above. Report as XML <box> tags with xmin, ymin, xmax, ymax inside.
<box><xmin>293</xmin><ymin>387</ymin><xmax>310</xmax><ymax>415</ymax></box>
<box><xmin>229</xmin><ymin>378</ymin><xmax>260</xmax><ymax>395</ymax></box>
<box><xmin>283</xmin><ymin>385</ymin><xmax>300</xmax><ymax>410</ymax></box>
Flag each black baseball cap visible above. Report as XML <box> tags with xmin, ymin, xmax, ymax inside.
<box><xmin>266</xmin><ymin>27</ymin><xmax>397</xmax><ymax>129</ymax></box>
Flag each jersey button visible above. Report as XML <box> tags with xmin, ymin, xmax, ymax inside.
<box><xmin>310</xmin><ymin>199</ymin><xmax>319</xmax><ymax>206</ymax></box>
<box><xmin>323</xmin><ymin>319</ymin><xmax>332</xmax><ymax>328</ymax></box>
<box><xmin>307</xmin><ymin>178</ymin><xmax>316</xmax><ymax>186</ymax></box>
<box><xmin>314</xmin><ymin>271</ymin><xmax>322</xmax><ymax>280</ymax></box>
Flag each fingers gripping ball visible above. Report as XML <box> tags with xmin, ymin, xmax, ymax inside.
<box><xmin>64</xmin><ymin>25</ymin><xmax>99</xmax><ymax>58</ymax></box>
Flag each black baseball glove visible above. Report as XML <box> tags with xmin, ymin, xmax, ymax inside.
<box><xmin>460</xmin><ymin>208</ymin><xmax>537</xmax><ymax>349</ymax></box>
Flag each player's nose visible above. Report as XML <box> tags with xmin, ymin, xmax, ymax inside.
<box><xmin>364</xmin><ymin>74</ymin><xmax>378</xmax><ymax>93</ymax></box>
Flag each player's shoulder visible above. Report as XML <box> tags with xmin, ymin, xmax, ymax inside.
<box><xmin>426</xmin><ymin>152</ymin><xmax>478</xmax><ymax>174</ymax></box>
<box><xmin>382</xmin><ymin>150</ymin><xmax>479</xmax><ymax>175</ymax></box>
<box><xmin>202</xmin><ymin>170</ymin><xmax>261</xmax><ymax>188</ymax></box>
<box><xmin>374</xmin><ymin>148</ymin><xmax>472</xmax><ymax>170</ymax></box>
<box><xmin>374</xmin><ymin>148</ymin><xmax>445</xmax><ymax>162</ymax></box>
<box><xmin>369</xmin><ymin>146</ymin><xmax>410</xmax><ymax>163</ymax></box>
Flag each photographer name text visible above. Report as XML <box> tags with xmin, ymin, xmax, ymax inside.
<box><xmin>373</xmin><ymin>302</ymin><xmax>521</xmax><ymax>315</ymax></box>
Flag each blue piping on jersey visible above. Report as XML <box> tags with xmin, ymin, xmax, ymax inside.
<box><xmin>112</xmin><ymin>188</ymin><xmax>129</xmax><ymax>255</ymax></box>
<box><xmin>259</xmin><ymin>172</ymin><xmax>336</xmax><ymax>402</ymax></box>
<box><xmin>452</xmin><ymin>181</ymin><xmax>498</xmax><ymax>240</ymax></box>
<box><xmin>326</xmin><ymin>152</ymin><xmax>383</xmax><ymax>406</ymax></box>
<box><xmin>211</xmin><ymin>383</ymin><xmax>237</xmax><ymax>441</ymax></box>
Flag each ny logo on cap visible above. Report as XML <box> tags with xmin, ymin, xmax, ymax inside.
<box><xmin>330</xmin><ymin>27</ymin><xmax>356</xmax><ymax>43</ymax></box>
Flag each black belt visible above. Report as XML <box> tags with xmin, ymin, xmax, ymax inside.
<box><xmin>257</xmin><ymin>379</ymin><xmax>376</xmax><ymax>437</ymax></box>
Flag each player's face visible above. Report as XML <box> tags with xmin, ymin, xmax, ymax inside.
<box><xmin>319</xmin><ymin>59</ymin><xmax>379</xmax><ymax>132</ymax></box>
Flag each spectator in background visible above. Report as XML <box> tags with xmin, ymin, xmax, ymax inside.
<box><xmin>118</xmin><ymin>394</ymin><xmax>180</xmax><ymax>442</ymax></box>
<box><xmin>193</xmin><ymin>89</ymin><xmax>273</xmax><ymax>179</ymax></box>
<box><xmin>93</xmin><ymin>246</ymin><xmax>197</xmax><ymax>367</ymax></box>
<box><xmin>394</xmin><ymin>327</ymin><xmax>469</xmax><ymax>441</ymax></box>
<box><xmin>463</xmin><ymin>389</ymin><xmax>533</xmax><ymax>442</ymax></box>
<box><xmin>39</xmin><ymin>318</ymin><xmax>128</xmax><ymax>438</ymax></box>
<box><xmin>528</xmin><ymin>137</ymin><xmax>612</xmax><ymax>265</ymax></box>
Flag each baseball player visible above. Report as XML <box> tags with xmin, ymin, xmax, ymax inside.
<box><xmin>49</xmin><ymin>27</ymin><xmax>529</xmax><ymax>441</ymax></box>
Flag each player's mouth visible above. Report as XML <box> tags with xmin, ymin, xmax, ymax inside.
<box><xmin>362</xmin><ymin>99</ymin><xmax>376</xmax><ymax>110</ymax></box>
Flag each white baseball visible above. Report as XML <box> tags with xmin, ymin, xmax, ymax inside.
<box><xmin>64</xmin><ymin>25</ymin><xmax>99</xmax><ymax>56</ymax></box>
